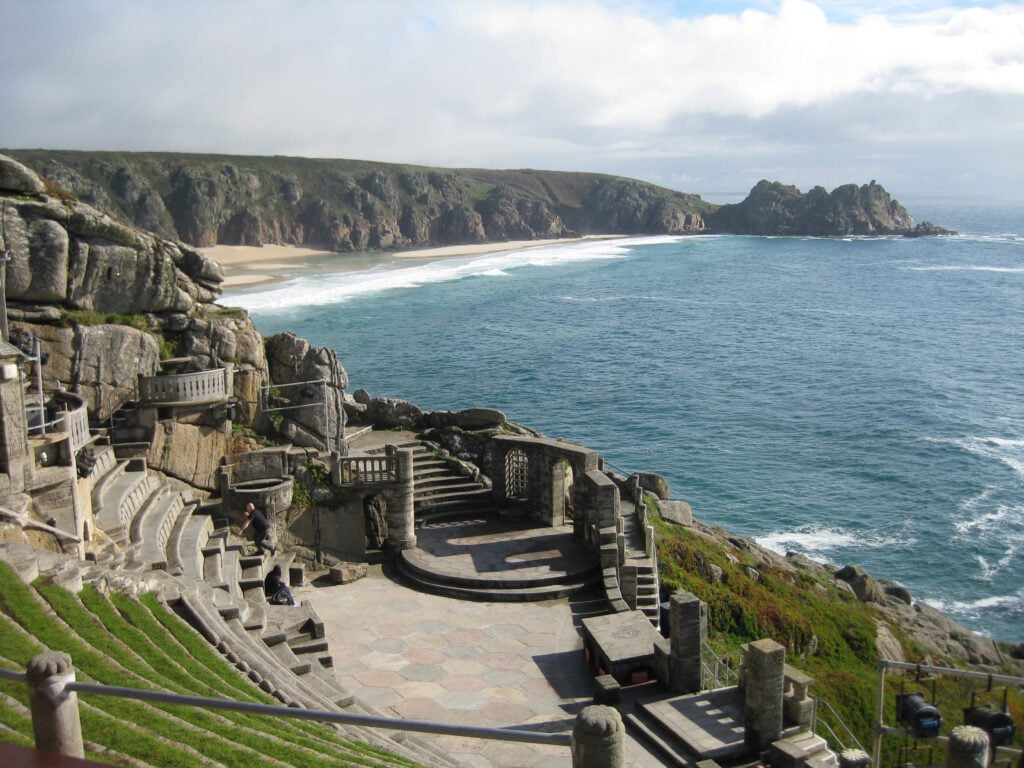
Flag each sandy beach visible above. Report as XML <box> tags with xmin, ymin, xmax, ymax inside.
<box><xmin>204</xmin><ymin>236</ymin><xmax>619</xmax><ymax>288</ymax></box>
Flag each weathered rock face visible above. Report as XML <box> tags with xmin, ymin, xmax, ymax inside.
<box><xmin>704</xmin><ymin>180</ymin><xmax>950</xmax><ymax>236</ymax></box>
<box><xmin>0</xmin><ymin>154</ymin><xmax>348</xmax><ymax>448</ymax></box>
<box><xmin>575</xmin><ymin>178</ymin><xmax>707</xmax><ymax>234</ymax></box>
<box><xmin>7</xmin><ymin>322</ymin><xmax>160</xmax><ymax>422</ymax></box>
<box><xmin>1</xmin><ymin>156</ymin><xmax>223</xmax><ymax>314</ymax></box>
<box><xmin>480</xmin><ymin>185</ymin><xmax>568</xmax><ymax>240</ymax></box>
<box><xmin>5</xmin><ymin>150</ymin><xmax>719</xmax><ymax>250</ymax></box>
<box><xmin>264</xmin><ymin>332</ymin><xmax>348</xmax><ymax>450</ymax></box>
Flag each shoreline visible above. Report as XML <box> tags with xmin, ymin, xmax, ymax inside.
<box><xmin>204</xmin><ymin>236</ymin><xmax>623</xmax><ymax>288</ymax></box>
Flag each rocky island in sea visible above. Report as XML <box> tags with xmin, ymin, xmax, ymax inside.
<box><xmin>0</xmin><ymin>151</ymin><xmax>1016</xmax><ymax>767</ymax></box>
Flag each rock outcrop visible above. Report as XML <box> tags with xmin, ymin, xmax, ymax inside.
<box><xmin>705</xmin><ymin>180</ymin><xmax>955</xmax><ymax>237</ymax></box>
<box><xmin>0</xmin><ymin>153</ymin><xmax>347</xmax><ymax>448</ymax></box>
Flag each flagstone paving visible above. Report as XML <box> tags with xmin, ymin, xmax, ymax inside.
<box><xmin>297</xmin><ymin>566</ymin><xmax>662</xmax><ymax>768</ymax></box>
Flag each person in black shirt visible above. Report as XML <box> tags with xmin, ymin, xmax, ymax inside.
<box><xmin>264</xmin><ymin>564</ymin><xmax>295</xmax><ymax>605</ymax></box>
<box><xmin>239</xmin><ymin>502</ymin><xmax>276</xmax><ymax>556</ymax></box>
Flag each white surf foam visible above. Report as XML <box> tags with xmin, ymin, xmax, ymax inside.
<box><xmin>756</xmin><ymin>525</ymin><xmax>908</xmax><ymax>562</ymax></box>
<box><xmin>941</xmin><ymin>436</ymin><xmax>1024</xmax><ymax>479</ymax></box>
<box><xmin>229</xmin><ymin>236</ymin><xmax>673</xmax><ymax>312</ymax></box>
<box><xmin>907</xmin><ymin>265</ymin><xmax>1024</xmax><ymax>273</ymax></box>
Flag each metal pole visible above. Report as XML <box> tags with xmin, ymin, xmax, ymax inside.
<box><xmin>872</xmin><ymin>659</ymin><xmax>886</xmax><ymax>768</ymax></box>
<box><xmin>34</xmin><ymin>337</ymin><xmax>45</xmax><ymax>437</ymax></box>
<box><xmin>65</xmin><ymin>680</ymin><xmax>571</xmax><ymax>746</ymax></box>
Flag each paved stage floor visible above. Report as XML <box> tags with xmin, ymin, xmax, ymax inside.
<box><xmin>297</xmin><ymin>566</ymin><xmax>664</xmax><ymax>768</ymax></box>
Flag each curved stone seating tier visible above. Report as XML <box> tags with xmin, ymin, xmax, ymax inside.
<box><xmin>129</xmin><ymin>487</ymin><xmax>185</xmax><ymax>571</ymax></box>
<box><xmin>86</xmin><ymin>442</ymin><xmax>118</xmax><ymax>480</ymax></box>
<box><xmin>170</xmin><ymin>509</ymin><xmax>213</xmax><ymax>580</ymax></box>
<box><xmin>93</xmin><ymin>461</ymin><xmax>155</xmax><ymax>546</ymax></box>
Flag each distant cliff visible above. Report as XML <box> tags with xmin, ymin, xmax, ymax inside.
<box><xmin>2</xmin><ymin>150</ymin><xmax>952</xmax><ymax>249</ymax></box>
<box><xmin>2</xmin><ymin>150</ymin><xmax>713</xmax><ymax>251</ymax></box>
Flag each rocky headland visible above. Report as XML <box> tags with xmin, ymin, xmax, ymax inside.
<box><xmin>0</xmin><ymin>150</ymin><xmax>1011</xmax><ymax>682</ymax></box>
<box><xmin>3</xmin><ymin>150</ymin><xmax>952</xmax><ymax>252</ymax></box>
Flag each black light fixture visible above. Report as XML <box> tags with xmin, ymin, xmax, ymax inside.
<box><xmin>896</xmin><ymin>692</ymin><xmax>942</xmax><ymax>738</ymax></box>
<box><xmin>963</xmin><ymin>704</ymin><xmax>1016</xmax><ymax>747</ymax></box>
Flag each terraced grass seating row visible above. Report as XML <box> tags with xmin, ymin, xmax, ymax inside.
<box><xmin>0</xmin><ymin>558</ymin><xmax>453</xmax><ymax>767</ymax></box>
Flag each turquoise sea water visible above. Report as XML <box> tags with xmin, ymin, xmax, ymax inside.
<box><xmin>228</xmin><ymin>198</ymin><xmax>1024</xmax><ymax>642</ymax></box>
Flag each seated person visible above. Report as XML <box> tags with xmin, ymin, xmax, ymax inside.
<box><xmin>264</xmin><ymin>564</ymin><xmax>295</xmax><ymax>606</ymax></box>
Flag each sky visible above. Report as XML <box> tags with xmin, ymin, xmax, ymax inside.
<box><xmin>1</xmin><ymin>0</ymin><xmax>1022</xmax><ymax>201</ymax></box>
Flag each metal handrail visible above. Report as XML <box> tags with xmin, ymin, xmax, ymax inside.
<box><xmin>0</xmin><ymin>667</ymin><xmax>570</xmax><ymax>747</ymax></box>
<box><xmin>701</xmin><ymin>643</ymin><xmax>738</xmax><ymax>688</ymax></box>
<box><xmin>813</xmin><ymin>694</ymin><xmax>866</xmax><ymax>753</ymax></box>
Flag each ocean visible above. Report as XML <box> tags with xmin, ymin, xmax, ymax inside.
<box><xmin>227</xmin><ymin>197</ymin><xmax>1024</xmax><ymax>643</ymax></box>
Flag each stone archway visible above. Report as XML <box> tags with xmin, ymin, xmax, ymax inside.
<box><xmin>363</xmin><ymin>493</ymin><xmax>388</xmax><ymax>550</ymax></box>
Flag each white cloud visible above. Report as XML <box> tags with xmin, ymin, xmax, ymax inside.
<box><xmin>0</xmin><ymin>0</ymin><xmax>1022</xmax><ymax>196</ymax></box>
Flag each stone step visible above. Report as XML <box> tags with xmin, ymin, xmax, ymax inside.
<box><xmin>624</xmin><ymin>712</ymin><xmax>692</xmax><ymax>768</ymax></box>
<box><xmin>395</xmin><ymin>552</ymin><xmax>600</xmax><ymax>602</ymax></box>
<box><xmin>415</xmin><ymin>487</ymin><xmax>491</xmax><ymax>508</ymax></box>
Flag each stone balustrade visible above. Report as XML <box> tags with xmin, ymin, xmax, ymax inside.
<box><xmin>138</xmin><ymin>366</ymin><xmax>230</xmax><ymax>405</ymax></box>
<box><xmin>50</xmin><ymin>392</ymin><xmax>90</xmax><ymax>453</ymax></box>
<box><xmin>335</xmin><ymin>455</ymin><xmax>396</xmax><ymax>485</ymax></box>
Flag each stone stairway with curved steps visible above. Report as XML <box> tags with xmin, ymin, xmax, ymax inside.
<box><xmin>364</xmin><ymin>439</ymin><xmax>492</xmax><ymax>519</ymax></box>
<box><xmin>77</xmin><ymin>442</ymin><xmax>460</xmax><ymax>768</ymax></box>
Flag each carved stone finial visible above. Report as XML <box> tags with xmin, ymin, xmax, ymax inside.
<box><xmin>26</xmin><ymin>651</ymin><xmax>73</xmax><ymax>683</ymax></box>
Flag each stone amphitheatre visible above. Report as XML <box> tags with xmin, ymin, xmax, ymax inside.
<box><xmin>0</xmin><ymin>153</ymin><xmax>1019</xmax><ymax>768</ymax></box>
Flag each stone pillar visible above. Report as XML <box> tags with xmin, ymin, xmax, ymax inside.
<box><xmin>571</xmin><ymin>705</ymin><xmax>625</xmax><ymax>768</ymax></box>
<box><xmin>838</xmin><ymin>748</ymin><xmax>871</xmax><ymax>768</ymax></box>
<box><xmin>742</xmin><ymin>639</ymin><xmax>785</xmax><ymax>753</ymax></box>
<box><xmin>27</xmin><ymin>651</ymin><xmax>84</xmax><ymax>758</ymax></box>
<box><xmin>948</xmin><ymin>725</ymin><xmax>989</xmax><ymax>768</ymax></box>
<box><xmin>386</xmin><ymin>448</ymin><xmax>416</xmax><ymax>551</ymax></box>
<box><xmin>669</xmin><ymin>589</ymin><xmax>706</xmax><ymax>694</ymax></box>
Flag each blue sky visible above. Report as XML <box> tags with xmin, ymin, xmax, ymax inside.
<box><xmin>1</xmin><ymin>0</ymin><xmax>1022</xmax><ymax>200</ymax></box>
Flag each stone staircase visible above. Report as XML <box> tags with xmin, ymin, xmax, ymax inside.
<box><xmin>620</xmin><ymin>499</ymin><xmax>661</xmax><ymax>625</ymax></box>
<box><xmin>77</xmin><ymin>441</ymin><xmax>460</xmax><ymax>768</ymax></box>
<box><xmin>366</xmin><ymin>439</ymin><xmax>492</xmax><ymax>519</ymax></box>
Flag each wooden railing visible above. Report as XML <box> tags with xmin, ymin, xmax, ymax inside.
<box><xmin>138</xmin><ymin>368</ymin><xmax>228</xmax><ymax>404</ymax></box>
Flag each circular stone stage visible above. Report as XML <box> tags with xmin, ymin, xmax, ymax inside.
<box><xmin>395</xmin><ymin>515</ymin><xmax>601</xmax><ymax>601</ymax></box>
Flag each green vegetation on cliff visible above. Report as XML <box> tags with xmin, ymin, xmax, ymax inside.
<box><xmin>648</xmin><ymin>500</ymin><xmax>1023</xmax><ymax>758</ymax></box>
<box><xmin>4</xmin><ymin>149</ymin><xmax>714</xmax><ymax>252</ymax></box>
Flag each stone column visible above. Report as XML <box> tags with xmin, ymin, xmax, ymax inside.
<box><xmin>948</xmin><ymin>725</ymin><xmax>989</xmax><ymax>768</ymax></box>
<box><xmin>670</xmin><ymin>589</ymin><xmax>706</xmax><ymax>694</ymax></box>
<box><xmin>571</xmin><ymin>705</ymin><xmax>625</xmax><ymax>768</ymax></box>
<box><xmin>838</xmin><ymin>748</ymin><xmax>871</xmax><ymax>768</ymax></box>
<box><xmin>742</xmin><ymin>639</ymin><xmax>785</xmax><ymax>753</ymax></box>
<box><xmin>27</xmin><ymin>651</ymin><xmax>84</xmax><ymax>758</ymax></box>
<box><xmin>386</xmin><ymin>447</ymin><xmax>417</xmax><ymax>551</ymax></box>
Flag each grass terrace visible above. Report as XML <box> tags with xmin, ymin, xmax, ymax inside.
<box><xmin>0</xmin><ymin>562</ymin><xmax>427</xmax><ymax>768</ymax></box>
